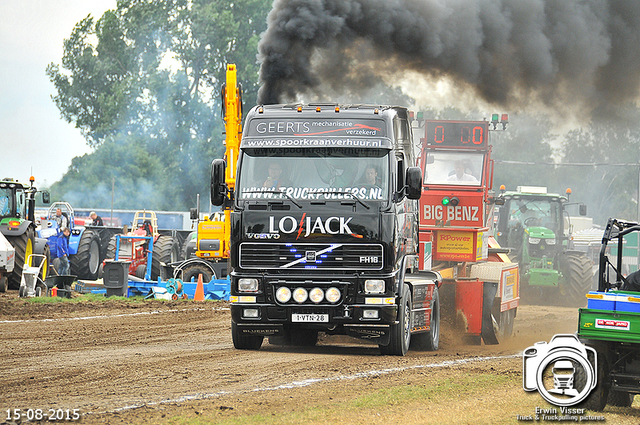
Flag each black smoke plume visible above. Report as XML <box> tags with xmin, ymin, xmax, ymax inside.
<box><xmin>257</xmin><ymin>0</ymin><xmax>640</xmax><ymax>116</ymax></box>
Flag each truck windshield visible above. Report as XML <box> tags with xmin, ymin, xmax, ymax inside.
<box><xmin>237</xmin><ymin>148</ymin><xmax>390</xmax><ymax>201</ymax></box>
<box><xmin>423</xmin><ymin>151</ymin><xmax>484</xmax><ymax>186</ymax></box>
<box><xmin>507</xmin><ymin>199</ymin><xmax>559</xmax><ymax>230</ymax></box>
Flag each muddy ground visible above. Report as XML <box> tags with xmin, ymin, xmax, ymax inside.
<box><xmin>1</xmin><ymin>293</ymin><xmax>638</xmax><ymax>424</ymax></box>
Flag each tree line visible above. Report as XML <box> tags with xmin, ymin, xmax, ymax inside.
<box><xmin>46</xmin><ymin>0</ymin><xmax>640</xmax><ymax>227</ymax></box>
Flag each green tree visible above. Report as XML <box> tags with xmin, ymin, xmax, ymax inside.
<box><xmin>46</xmin><ymin>0</ymin><xmax>271</xmax><ymax>211</ymax></box>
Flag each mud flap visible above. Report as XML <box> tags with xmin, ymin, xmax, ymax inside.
<box><xmin>481</xmin><ymin>281</ymin><xmax>499</xmax><ymax>345</ymax></box>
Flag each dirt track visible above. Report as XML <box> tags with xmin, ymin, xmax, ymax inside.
<box><xmin>0</xmin><ymin>295</ymin><xmax>637</xmax><ymax>424</ymax></box>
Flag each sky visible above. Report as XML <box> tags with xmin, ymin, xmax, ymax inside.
<box><xmin>0</xmin><ymin>0</ymin><xmax>117</xmax><ymax>187</ymax></box>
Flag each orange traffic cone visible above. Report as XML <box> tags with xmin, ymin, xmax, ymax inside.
<box><xmin>194</xmin><ymin>273</ymin><xmax>205</xmax><ymax>301</ymax></box>
<box><xmin>51</xmin><ymin>286</ymin><xmax>58</xmax><ymax>297</ymax></box>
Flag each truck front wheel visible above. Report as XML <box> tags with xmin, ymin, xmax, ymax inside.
<box><xmin>231</xmin><ymin>322</ymin><xmax>263</xmax><ymax>350</ymax></box>
<box><xmin>379</xmin><ymin>284</ymin><xmax>411</xmax><ymax>356</ymax></box>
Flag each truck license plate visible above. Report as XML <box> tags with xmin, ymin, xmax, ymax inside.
<box><xmin>292</xmin><ymin>313</ymin><xmax>329</xmax><ymax>323</ymax></box>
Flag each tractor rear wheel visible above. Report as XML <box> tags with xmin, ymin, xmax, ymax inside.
<box><xmin>151</xmin><ymin>236</ymin><xmax>180</xmax><ymax>280</ymax></box>
<box><xmin>179</xmin><ymin>262</ymin><xmax>215</xmax><ymax>284</ymax></box>
<box><xmin>559</xmin><ymin>252</ymin><xmax>593</xmax><ymax>306</ymax></box>
<box><xmin>70</xmin><ymin>230</ymin><xmax>101</xmax><ymax>280</ymax></box>
<box><xmin>6</xmin><ymin>227</ymin><xmax>35</xmax><ymax>289</ymax></box>
<box><xmin>105</xmin><ymin>234</ymin><xmax>120</xmax><ymax>260</ymax></box>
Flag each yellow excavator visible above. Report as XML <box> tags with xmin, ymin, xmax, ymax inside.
<box><xmin>173</xmin><ymin>64</ymin><xmax>241</xmax><ymax>283</ymax></box>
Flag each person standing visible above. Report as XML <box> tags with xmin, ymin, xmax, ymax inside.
<box><xmin>57</xmin><ymin>227</ymin><xmax>71</xmax><ymax>275</ymax></box>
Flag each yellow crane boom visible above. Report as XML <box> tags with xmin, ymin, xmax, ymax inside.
<box><xmin>193</xmin><ymin>64</ymin><xmax>242</xmax><ymax>265</ymax></box>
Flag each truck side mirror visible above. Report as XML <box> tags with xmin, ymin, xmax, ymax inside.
<box><xmin>211</xmin><ymin>158</ymin><xmax>227</xmax><ymax>206</ymax></box>
<box><xmin>41</xmin><ymin>191</ymin><xmax>50</xmax><ymax>204</ymax></box>
<box><xmin>189</xmin><ymin>207</ymin><xmax>198</xmax><ymax>220</ymax></box>
<box><xmin>579</xmin><ymin>204</ymin><xmax>587</xmax><ymax>216</ymax></box>
<box><xmin>405</xmin><ymin>167</ymin><xmax>422</xmax><ymax>200</ymax></box>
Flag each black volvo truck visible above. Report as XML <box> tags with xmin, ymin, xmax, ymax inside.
<box><xmin>211</xmin><ymin>104</ymin><xmax>441</xmax><ymax>356</ymax></box>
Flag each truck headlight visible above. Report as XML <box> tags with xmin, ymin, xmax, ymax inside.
<box><xmin>528</xmin><ymin>238</ymin><xmax>541</xmax><ymax>245</ymax></box>
<box><xmin>309</xmin><ymin>287</ymin><xmax>324</xmax><ymax>303</ymax></box>
<box><xmin>364</xmin><ymin>279</ymin><xmax>385</xmax><ymax>294</ymax></box>
<box><xmin>293</xmin><ymin>287</ymin><xmax>308</xmax><ymax>303</ymax></box>
<box><xmin>276</xmin><ymin>286</ymin><xmax>291</xmax><ymax>303</ymax></box>
<box><xmin>325</xmin><ymin>287</ymin><xmax>341</xmax><ymax>303</ymax></box>
<box><xmin>238</xmin><ymin>278</ymin><xmax>259</xmax><ymax>292</ymax></box>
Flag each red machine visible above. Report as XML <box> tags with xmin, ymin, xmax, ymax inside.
<box><xmin>415</xmin><ymin>116</ymin><xmax>519</xmax><ymax>344</ymax></box>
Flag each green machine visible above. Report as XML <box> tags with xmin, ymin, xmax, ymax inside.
<box><xmin>578</xmin><ymin>218</ymin><xmax>640</xmax><ymax>410</ymax></box>
<box><xmin>0</xmin><ymin>177</ymin><xmax>50</xmax><ymax>291</ymax></box>
<box><xmin>495</xmin><ymin>186</ymin><xmax>592</xmax><ymax>305</ymax></box>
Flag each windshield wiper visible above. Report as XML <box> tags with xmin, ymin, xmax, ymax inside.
<box><xmin>331</xmin><ymin>190</ymin><xmax>370</xmax><ymax>210</ymax></box>
<box><xmin>242</xmin><ymin>189</ymin><xmax>302</xmax><ymax>208</ymax></box>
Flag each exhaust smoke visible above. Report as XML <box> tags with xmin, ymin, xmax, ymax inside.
<box><xmin>257</xmin><ymin>0</ymin><xmax>640</xmax><ymax>119</ymax></box>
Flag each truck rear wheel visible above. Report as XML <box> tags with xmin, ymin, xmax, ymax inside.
<box><xmin>559</xmin><ymin>252</ymin><xmax>593</xmax><ymax>306</ymax></box>
<box><xmin>411</xmin><ymin>285</ymin><xmax>440</xmax><ymax>351</ymax></box>
<box><xmin>6</xmin><ymin>227</ymin><xmax>35</xmax><ymax>289</ymax></box>
<box><xmin>231</xmin><ymin>322</ymin><xmax>263</xmax><ymax>350</ymax></box>
<box><xmin>379</xmin><ymin>284</ymin><xmax>411</xmax><ymax>356</ymax></box>
<box><xmin>70</xmin><ymin>230</ymin><xmax>101</xmax><ymax>280</ymax></box>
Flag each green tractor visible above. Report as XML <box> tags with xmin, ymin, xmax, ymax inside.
<box><xmin>494</xmin><ymin>186</ymin><xmax>593</xmax><ymax>305</ymax></box>
<box><xmin>578</xmin><ymin>218</ymin><xmax>640</xmax><ymax>410</ymax></box>
<box><xmin>0</xmin><ymin>177</ymin><xmax>51</xmax><ymax>292</ymax></box>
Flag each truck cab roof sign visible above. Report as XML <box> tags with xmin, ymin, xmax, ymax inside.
<box><xmin>242</xmin><ymin>118</ymin><xmax>392</xmax><ymax>149</ymax></box>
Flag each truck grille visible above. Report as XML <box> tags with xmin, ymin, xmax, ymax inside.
<box><xmin>239</xmin><ymin>243</ymin><xmax>383</xmax><ymax>270</ymax></box>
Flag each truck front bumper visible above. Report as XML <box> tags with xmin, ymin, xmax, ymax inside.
<box><xmin>230</xmin><ymin>302</ymin><xmax>398</xmax><ymax>345</ymax></box>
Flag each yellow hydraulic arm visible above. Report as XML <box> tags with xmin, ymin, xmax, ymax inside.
<box><xmin>223</xmin><ymin>64</ymin><xmax>242</xmax><ymax>249</ymax></box>
<box><xmin>195</xmin><ymin>64</ymin><xmax>242</xmax><ymax>260</ymax></box>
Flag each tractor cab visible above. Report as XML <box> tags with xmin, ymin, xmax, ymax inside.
<box><xmin>495</xmin><ymin>186</ymin><xmax>592</xmax><ymax>304</ymax></box>
<box><xmin>495</xmin><ymin>186</ymin><xmax>567</xmax><ymax>256</ymax></box>
<box><xmin>0</xmin><ymin>178</ymin><xmax>30</xmax><ymax>220</ymax></box>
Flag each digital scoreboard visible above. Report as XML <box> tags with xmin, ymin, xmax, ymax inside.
<box><xmin>423</xmin><ymin>120</ymin><xmax>489</xmax><ymax>148</ymax></box>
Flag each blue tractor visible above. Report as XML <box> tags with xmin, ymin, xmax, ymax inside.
<box><xmin>38</xmin><ymin>202</ymin><xmax>101</xmax><ymax>280</ymax></box>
